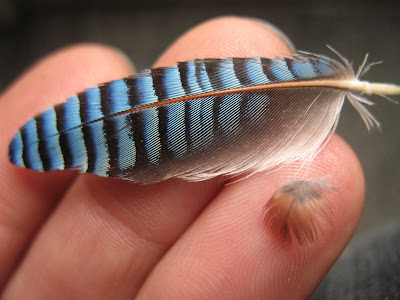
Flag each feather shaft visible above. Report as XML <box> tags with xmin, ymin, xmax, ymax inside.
<box><xmin>116</xmin><ymin>80</ymin><xmax>399</xmax><ymax>116</ymax></box>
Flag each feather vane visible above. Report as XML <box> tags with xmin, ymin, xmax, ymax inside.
<box><xmin>8</xmin><ymin>51</ymin><xmax>400</xmax><ymax>182</ymax></box>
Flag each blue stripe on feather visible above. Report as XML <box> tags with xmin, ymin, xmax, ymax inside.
<box><xmin>244</xmin><ymin>58</ymin><xmax>271</xmax><ymax>85</ymax></box>
<box><xmin>63</xmin><ymin>95</ymin><xmax>83</xmax><ymax>131</ymax></box>
<box><xmin>40</xmin><ymin>107</ymin><xmax>64</xmax><ymax>170</ymax></box>
<box><xmin>85</xmin><ymin>87</ymin><xmax>104</xmax><ymax>121</ymax></box>
<box><xmin>61</xmin><ymin>96</ymin><xmax>88</xmax><ymax>171</ymax></box>
<box><xmin>135</xmin><ymin>75</ymin><xmax>159</xmax><ymax>106</ymax></box>
<box><xmin>183</xmin><ymin>61</ymin><xmax>203</xmax><ymax>94</ymax></box>
<box><xmin>162</xmin><ymin>67</ymin><xmax>187</xmax><ymax>100</ymax></box>
<box><xmin>87</xmin><ymin>120</ymin><xmax>110</xmax><ymax>176</ymax></box>
<box><xmin>107</xmin><ymin>79</ymin><xmax>131</xmax><ymax>114</ymax></box>
<box><xmin>216</xmin><ymin>59</ymin><xmax>243</xmax><ymax>89</ymax></box>
<box><xmin>21</xmin><ymin>119</ymin><xmax>43</xmax><ymax>171</ymax></box>
<box><xmin>195</xmin><ymin>61</ymin><xmax>214</xmax><ymax>93</ymax></box>
<box><xmin>270</xmin><ymin>59</ymin><xmax>296</xmax><ymax>82</ymax></box>
<box><xmin>63</xmin><ymin>129</ymin><xmax>87</xmax><ymax>171</ymax></box>
<box><xmin>290</xmin><ymin>59</ymin><xmax>317</xmax><ymax>79</ymax></box>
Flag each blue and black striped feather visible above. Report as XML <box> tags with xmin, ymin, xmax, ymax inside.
<box><xmin>8</xmin><ymin>52</ymin><xmax>353</xmax><ymax>182</ymax></box>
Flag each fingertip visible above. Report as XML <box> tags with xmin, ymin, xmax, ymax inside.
<box><xmin>237</xmin><ymin>134</ymin><xmax>366</xmax><ymax>297</ymax></box>
<box><xmin>35</xmin><ymin>43</ymin><xmax>136</xmax><ymax>76</ymax></box>
<box><xmin>154</xmin><ymin>16</ymin><xmax>294</xmax><ymax>67</ymax></box>
<box><xmin>134</xmin><ymin>17</ymin><xmax>367</xmax><ymax>297</ymax></box>
<box><xmin>0</xmin><ymin>43</ymin><xmax>137</xmax><ymax>251</ymax></box>
<box><xmin>1</xmin><ymin>43</ymin><xmax>135</xmax><ymax>115</ymax></box>
<box><xmin>248</xmin><ymin>17</ymin><xmax>296</xmax><ymax>52</ymax></box>
<box><xmin>1</xmin><ymin>43</ymin><xmax>136</xmax><ymax>151</ymax></box>
<box><xmin>261</xmin><ymin>133</ymin><xmax>365</xmax><ymax>248</ymax></box>
<box><xmin>321</xmin><ymin>134</ymin><xmax>366</xmax><ymax>246</ymax></box>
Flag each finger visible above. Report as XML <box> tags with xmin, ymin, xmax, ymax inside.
<box><xmin>137</xmin><ymin>135</ymin><xmax>365</xmax><ymax>299</ymax></box>
<box><xmin>153</xmin><ymin>16</ymin><xmax>293</xmax><ymax>66</ymax></box>
<box><xmin>2</xmin><ymin>16</ymin><xmax>293</xmax><ymax>299</ymax></box>
<box><xmin>0</xmin><ymin>44</ymin><xmax>135</xmax><ymax>288</ymax></box>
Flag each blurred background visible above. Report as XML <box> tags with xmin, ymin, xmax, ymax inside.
<box><xmin>0</xmin><ymin>0</ymin><xmax>399</xmax><ymax>293</ymax></box>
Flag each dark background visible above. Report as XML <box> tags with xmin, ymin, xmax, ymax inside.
<box><xmin>0</xmin><ymin>0</ymin><xmax>399</xmax><ymax>292</ymax></box>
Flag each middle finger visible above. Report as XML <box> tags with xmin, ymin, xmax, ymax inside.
<box><xmin>2</xmin><ymin>17</ymin><xmax>291</xmax><ymax>299</ymax></box>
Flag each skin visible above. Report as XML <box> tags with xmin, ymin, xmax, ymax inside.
<box><xmin>0</xmin><ymin>16</ymin><xmax>364</xmax><ymax>299</ymax></box>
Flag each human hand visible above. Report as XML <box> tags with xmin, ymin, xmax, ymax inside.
<box><xmin>0</xmin><ymin>16</ymin><xmax>365</xmax><ymax>299</ymax></box>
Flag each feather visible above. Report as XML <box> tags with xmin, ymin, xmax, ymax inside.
<box><xmin>263</xmin><ymin>179</ymin><xmax>335</xmax><ymax>246</ymax></box>
<box><xmin>8</xmin><ymin>50</ymin><xmax>400</xmax><ymax>183</ymax></box>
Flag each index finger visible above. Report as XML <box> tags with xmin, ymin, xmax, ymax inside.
<box><xmin>136</xmin><ymin>18</ymin><xmax>365</xmax><ymax>299</ymax></box>
<box><xmin>1</xmin><ymin>16</ymin><xmax>295</xmax><ymax>299</ymax></box>
<box><xmin>0</xmin><ymin>44</ymin><xmax>135</xmax><ymax>287</ymax></box>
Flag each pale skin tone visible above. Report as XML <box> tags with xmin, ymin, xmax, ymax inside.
<box><xmin>0</xmin><ymin>17</ymin><xmax>364</xmax><ymax>299</ymax></box>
